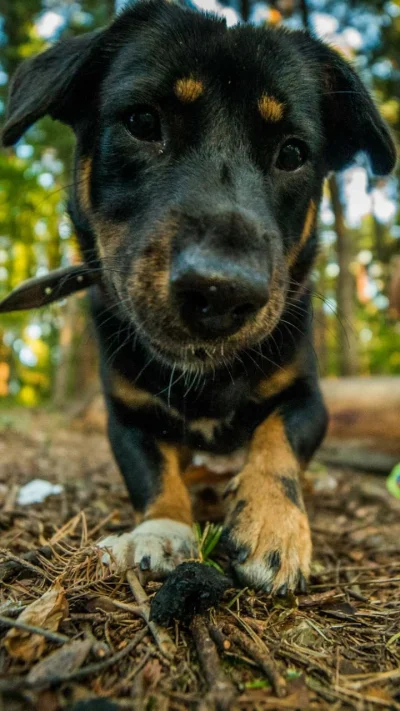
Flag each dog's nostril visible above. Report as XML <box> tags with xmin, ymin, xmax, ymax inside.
<box><xmin>184</xmin><ymin>291</ymin><xmax>210</xmax><ymax>315</ymax></box>
<box><xmin>232</xmin><ymin>303</ymin><xmax>256</xmax><ymax>319</ymax></box>
<box><xmin>172</xmin><ymin>266</ymin><xmax>269</xmax><ymax>339</ymax></box>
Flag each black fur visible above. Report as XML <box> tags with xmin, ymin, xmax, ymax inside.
<box><xmin>3</xmin><ymin>0</ymin><xmax>396</xmax><ymax>587</ymax></box>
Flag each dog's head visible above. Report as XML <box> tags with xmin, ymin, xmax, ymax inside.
<box><xmin>3</xmin><ymin>0</ymin><xmax>396</xmax><ymax>369</ymax></box>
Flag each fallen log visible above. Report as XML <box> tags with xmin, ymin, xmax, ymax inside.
<box><xmin>320</xmin><ymin>377</ymin><xmax>400</xmax><ymax>471</ymax></box>
<box><xmin>321</xmin><ymin>377</ymin><xmax>400</xmax><ymax>447</ymax></box>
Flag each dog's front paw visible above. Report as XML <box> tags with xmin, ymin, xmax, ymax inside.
<box><xmin>99</xmin><ymin>518</ymin><xmax>197</xmax><ymax>580</ymax></box>
<box><xmin>222</xmin><ymin>473</ymin><xmax>311</xmax><ymax>594</ymax></box>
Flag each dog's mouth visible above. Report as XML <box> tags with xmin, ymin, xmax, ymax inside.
<box><xmin>131</xmin><ymin>298</ymin><xmax>287</xmax><ymax>373</ymax></box>
<box><xmin>138</xmin><ymin>331</ymin><xmax>238</xmax><ymax>371</ymax></box>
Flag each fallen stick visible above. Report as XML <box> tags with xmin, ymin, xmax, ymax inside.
<box><xmin>297</xmin><ymin>588</ymin><xmax>339</xmax><ymax>609</ymax></box>
<box><xmin>190</xmin><ymin>615</ymin><xmax>237</xmax><ymax>711</ymax></box>
<box><xmin>345</xmin><ymin>668</ymin><xmax>400</xmax><ymax>690</ymax></box>
<box><xmin>0</xmin><ymin>614</ymin><xmax>69</xmax><ymax>645</ymax></box>
<box><xmin>216</xmin><ymin>621</ymin><xmax>286</xmax><ymax>698</ymax></box>
<box><xmin>0</xmin><ymin>546</ymin><xmax>53</xmax><ymax>582</ymax></box>
<box><xmin>209</xmin><ymin>624</ymin><xmax>231</xmax><ymax>652</ymax></box>
<box><xmin>126</xmin><ymin>569</ymin><xmax>176</xmax><ymax>660</ymax></box>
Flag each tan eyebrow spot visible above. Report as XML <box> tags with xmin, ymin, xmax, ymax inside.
<box><xmin>300</xmin><ymin>199</ymin><xmax>317</xmax><ymax>246</ymax></box>
<box><xmin>258</xmin><ymin>94</ymin><xmax>284</xmax><ymax>122</ymax></box>
<box><xmin>174</xmin><ymin>77</ymin><xmax>204</xmax><ymax>103</ymax></box>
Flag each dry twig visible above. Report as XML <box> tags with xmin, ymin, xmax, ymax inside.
<box><xmin>191</xmin><ymin>615</ymin><xmax>237</xmax><ymax>711</ymax></box>
<box><xmin>126</xmin><ymin>569</ymin><xmax>176</xmax><ymax>659</ymax></box>
<box><xmin>215</xmin><ymin>621</ymin><xmax>287</xmax><ymax>698</ymax></box>
<box><xmin>0</xmin><ymin>614</ymin><xmax>69</xmax><ymax>645</ymax></box>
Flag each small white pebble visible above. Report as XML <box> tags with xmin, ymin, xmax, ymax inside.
<box><xmin>17</xmin><ymin>479</ymin><xmax>64</xmax><ymax>506</ymax></box>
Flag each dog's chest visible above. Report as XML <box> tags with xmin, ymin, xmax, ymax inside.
<box><xmin>191</xmin><ymin>447</ymin><xmax>248</xmax><ymax>474</ymax></box>
<box><xmin>185</xmin><ymin>411</ymin><xmax>248</xmax><ymax>471</ymax></box>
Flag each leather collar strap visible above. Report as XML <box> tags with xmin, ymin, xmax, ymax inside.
<box><xmin>0</xmin><ymin>265</ymin><xmax>97</xmax><ymax>313</ymax></box>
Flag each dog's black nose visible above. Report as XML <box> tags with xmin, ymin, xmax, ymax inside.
<box><xmin>172</xmin><ymin>267</ymin><xmax>269</xmax><ymax>338</ymax></box>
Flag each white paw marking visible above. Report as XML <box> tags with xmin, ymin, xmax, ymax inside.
<box><xmin>233</xmin><ymin>560</ymin><xmax>276</xmax><ymax>591</ymax></box>
<box><xmin>233</xmin><ymin>550</ymin><xmax>300</xmax><ymax>593</ymax></box>
<box><xmin>98</xmin><ymin>518</ymin><xmax>197</xmax><ymax>577</ymax></box>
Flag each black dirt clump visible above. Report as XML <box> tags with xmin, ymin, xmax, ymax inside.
<box><xmin>150</xmin><ymin>561</ymin><xmax>232</xmax><ymax>626</ymax></box>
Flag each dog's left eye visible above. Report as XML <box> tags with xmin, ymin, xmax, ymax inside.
<box><xmin>276</xmin><ymin>140</ymin><xmax>308</xmax><ymax>171</ymax></box>
<box><xmin>126</xmin><ymin>106</ymin><xmax>162</xmax><ymax>142</ymax></box>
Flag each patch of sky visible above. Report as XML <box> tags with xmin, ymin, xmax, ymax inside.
<box><xmin>37</xmin><ymin>173</ymin><xmax>55</xmax><ymax>189</ymax></box>
<box><xmin>26</xmin><ymin>324</ymin><xmax>42</xmax><ymax>340</ymax></box>
<box><xmin>19</xmin><ymin>346</ymin><xmax>38</xmax><ymax>368</ymax></box>
<box><xmin>16</xmin><ymin>144</ymin><xmax>34</xmax><ymax>160</ymax></box>
<box><xmin>36</xmin><ymin>11</ymin><xmax>65</xmax><ymax>39</ymax></box>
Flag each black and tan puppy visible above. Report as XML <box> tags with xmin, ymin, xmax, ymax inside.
<box><xmin>3</xmin><ymin>0</ymin><xmax>396</xmax><ymax>594</ymax></box>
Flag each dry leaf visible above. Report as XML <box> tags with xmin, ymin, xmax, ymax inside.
<box><xmin>4</xmin><ymin>581</ymin><xmax>68</xmax><ymax>662</ymax></box>
<box><xmin>27</xmin><ymin>638</ymin><xmax>92</xmax><ymax>684</ymax></box>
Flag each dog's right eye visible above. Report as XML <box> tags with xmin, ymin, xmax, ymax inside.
<box><xmin>276</xmin><ymin>139</ymin><xmax>308</xmax><ymax>171</ymax></box>
<box><xmin>126</xmin><ymin>106</ymin><xmax>162</xmax><ymax>142</ymax></box>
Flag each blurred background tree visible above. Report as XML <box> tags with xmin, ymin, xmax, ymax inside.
<box><xmin>0</xmin><ymin>0</ymin><xmax>399</xmax><ymax>408</ymax></box>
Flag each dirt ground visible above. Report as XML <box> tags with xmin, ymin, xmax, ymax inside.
<box><xmin>0</xmin><ymin>408</ymin><xmax>399</xmax><ymax>711</ymax></box>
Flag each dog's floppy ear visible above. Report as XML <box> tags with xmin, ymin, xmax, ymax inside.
<box><xmin>2</xmin><ymin>30</ymin><xmax>104</xmax><ymax>147</ymax></box>
<box><xmin>316</xmin><ymin>43</ymin><xmax>397</xmax><ymax>176</ymax></box>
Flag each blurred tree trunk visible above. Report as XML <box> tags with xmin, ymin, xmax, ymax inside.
<box><xmin>53</xmin><ymin>297</ymin><xmax>80</xmax><ymax>407</ymax></box>
<box><xmin>299</xmin><ymin>0</ymin><xmax>310</xmax><ymax>28</ymax></box>
<box><xmin>53</xmin><ymin>296</ymin><xmax>100</xmax><ymax>406</ymax></box>
<box><xmin>371</xmin><ymin>213</ymin><xmax>386</xmax><ymax>263</ymax></box>
<box><xmin>314</xmin><ymin>251</ymin><xmax>328</xmax><ymax>376</ymax></box>
<box><xmin>73</xmin><ymin>315</ymin><xmax>99</xmax><ymax>398</ymax></box>
<box><xmin>329</xmin><ymin>174</ymin><xmax>359</xmax><ymax>376</ymax></box>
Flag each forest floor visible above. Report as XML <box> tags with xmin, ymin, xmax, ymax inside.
<box><xmin>0</xmin><ymin>407</ymin><xmax>399</xmax><ymax>711</ymax></box>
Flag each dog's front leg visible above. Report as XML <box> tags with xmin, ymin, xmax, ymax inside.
<box><xmin>101</xmin><ymin>404</ymin><xmax>196</xmax><ymax>579</ymax></box>
<box><xmin>223</xmin><ymin>381</ymin><xmax>328</xmax><ymax>594</ymax></box>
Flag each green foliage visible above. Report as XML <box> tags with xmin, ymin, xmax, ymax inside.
<box><xmin>386</xmin><ymin>463</ymin><xmax>400</xmax><ymax>500</ymax></box>
<box><xmin>193</xmin><ymin>522</ymin><xmax>224</xmax><ymax>572</ymax></box>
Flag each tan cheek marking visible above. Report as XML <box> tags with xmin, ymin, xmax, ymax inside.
<box><xmin>146</xmin><ymin>443</ymin><xmax>193</xmax><ymax>525</ymax></box>
<box><xmin>92</xmin><ymin>218</ymin><xmax>127</xmax><ymax>262</ymax></box>
<box><xmin>300</xmin><ymin>199</ymin><xmax>317</xmax><ymax>246</ymax></box>
<box><xmin>130</xmin><ymin>221</ymin><xmax>177</xmax><ymax>308</ymax></box>
<box><xmin>111</xmin><ymin>372</ymin><xmax>182</xmax><ymax>420</ymax></box>
<box><xmin>79</xmin><ymin>157</ymin><xmax>92</xmax><ymax>212</ymax></box>
<box><xmin>174</xmin><ymin>77</ymin><xmax>204</xmax><ymax>103</ymax></box>
<box><xmin>254</xmin><ymin>360</ymin><xmax>299</xmax><ymax>400</ymax></box>
<box><xmin>132</xmin><ymin>243</ymin><xmax>169</xmax><ymax>305</ymax></box>
<box><xmin>230</xmin><ymin>262</ymin><xmax>288</xmax><ymax>349</ymax></box>
<box><xmin>258</xmin><ymin>94</ymin><xmax>284</xmax><ymax>122</ymax></box>
<box><xmin>288</xmin><ymin>199</ymin><xmax>317</xmax><ymax>268</ymax></box>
